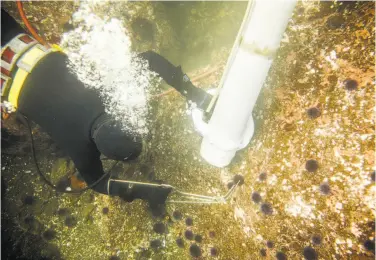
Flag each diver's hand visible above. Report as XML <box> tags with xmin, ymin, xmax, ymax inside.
<box><xmin>172</xmin><ymin>66</ymin><xmax>213</xmax><ymax>110</ymax></box>
<box><xmin>112</xmin><ymin>180</ymin><xmax>172</xmax><ymax>205</ymax></box>
<box><xmin>130</xmin><ymin>184</ymin><xmax>173</xmax><ymax>206</ymax></box>
<box><xmin>138</xmin><ymin>51</ymin><xmax>212</xmax><ymax>110</ymax></box>
<box><xmin>184</xmin><ymin>81</ymin><xmax>213</xmax><ymax>110</ymax></box>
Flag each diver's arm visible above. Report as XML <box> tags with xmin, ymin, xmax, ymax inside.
<box><xmin>71</xmin><ymin>151</ymin><xmax>135</xmax><ymax>198</ymax></box>
<box><xmin>138</xmin><ymin>51</ymin><xmax>212</xmax><ymax>109</ymax></box>
<box><xmin>69</xmin><ymin>148</ymin><xmax>111</xmax><ymax>194</ymax></box>
<box><xmin>72</xmin><ymin>149</ymin><xmax>171</xmax><ymax>205</ymax></box>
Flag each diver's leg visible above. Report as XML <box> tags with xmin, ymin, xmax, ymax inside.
<box><xmin>91</xmin><ymin>114</ymin><xmax>143</xmax><ymax>162</ymax></box>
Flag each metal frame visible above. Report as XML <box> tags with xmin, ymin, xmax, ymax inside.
<box><xmin>107</xmin><ymin>178</ymin><xmax>240</xmax><ymax>205</ymax></box>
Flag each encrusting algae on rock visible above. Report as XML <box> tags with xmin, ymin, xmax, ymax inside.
<box><xmin>1</xmin><ymin>1</ymin><xmax>375</xmax><ymax>259</ymax></box>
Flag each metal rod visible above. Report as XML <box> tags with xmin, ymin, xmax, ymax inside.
<box><xmin>168</xmin><ymin>200</ymin><xmax>225</xmax><ymax>204</ymax></box>
<box><xmin>175</xmin><ymin>190</ymin><xmax>222</xmax><ymax>200</ymax></box>
<box><xmin>108</xmin><ymin>179</ymin><xmax>173</xmax><ymax>188</ymax></box>
<box><xmin>107</xmin><ymin>178</ymin><xmax>238</xmax><ymax>204</ymax></box>
<box><xmin>173</xmin><ymin>196</ymin><xmax>222</xmax><ymax>203</ymax></box>
<box><xmin>223</xmin><ymin>181</ymin><xmax>239</xmax><ymax>199</ymax></box>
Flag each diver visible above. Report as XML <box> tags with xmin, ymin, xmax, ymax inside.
<box><xmin>1</xmin><ymin>9</ymin><xmax>212</xmax><ymax>208</ymax></box>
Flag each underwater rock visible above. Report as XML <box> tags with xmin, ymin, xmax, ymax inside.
<box><xmin>185</xmin><ymin>230</ymin><xmax>194</xmax><ymax>240</ymax></box>
<box><xmin>312</xmin><ymin>235</ymin><xmax>322</xmax><ymax>245</ymax></box>
<box><xmin>251</xmin><ymin>192</ymin><xmax>262</xmax><ymax>204</ymax></box>
<box><xmin>1</xmin><ymin>176</ymin><xmax>6</xmax><ymax>200</ymax></box>
<box><xmin>1</xmin><ymin>1</ymin><xmax>373</xmax><ymax>259</ymax></box>
<box><xmin>306</xmin><ymin>107</ymin><xmax>321</xmax><ymax>119</ymax></box>
<box><xmin>131</xmin><ymin>17</ymin><xmax>154</xmax><ymax>42</ymax></box>
<box><xmin>233</xmin><ymin>174</ymin><xmax>244</xmax><ymax>185</ymax></box>
<box><xmin>319</xmin><ymin>183</ymin><xmax>331</xmax><ymax>195</ymax></box>
<box><xmin>140</xmin><ymin>164</ymin><xmax>155</xmax><ymax>177</ymax></box>
<box><xmin>176</xmin><ymin>237</ymin><xmax>184</xmax><ymax>248</ymax></box>
<box><xmin>260</xmin><ymin>248</ymin><xmax>267</xmax><ymax>257</ymax></box>
<box><xmin>283</xmin><ymin>122</ymin><xmax>296</xmax><ymax>132</ymax></box>
<box><xmin>210</xmin><ymin>247</ymin><xmax>218</xmax><ymax>257</ymax></box>
<box><xmin>189</xmin><ymin>244</ymin><xmax>201</xmax><ymax>257</ymax></box>
<box><xmin>343</xmin><ymin>79</ymin><xmax>358</xmax><ymax>91</ymax></box>
<box><xmin>173</xmin><ymin>210</ymin><xmax>182</xmax><ymax>220</ymax></box>
<box><xmin>64</xmin><ymin>216</ymin><xmax>77</xmax><ymax>228</ymax></box>
<box><xmin>22</xmin><ymin>146</ymin><xmax>31</xmax><ymax>153</ymax></box>
<box><xmin>185</xmin><ymin>217</ymin><xmax>193</xmax><ymax>226</ymax></box>
<box><xmin>194</xmin><ymin>234</ymin><xmax>202</xmax><ymax>243</ymax></box>
<box><xmin>305</xmin><ymin>160</ymin><xmax>319</xmax><ymax>172</ymax></box>
<box><xmin>136</xmin><ymin>247</ymin><xmax>152</xmax><ymax>259</ymax></box>
<box><xmin>102</xmin><ymin>207</ymin><xmax>109</xmax><ymax>215</ymax></box>
<box><xmin>42</xmin><ymin>198</ymin><xmax>60</xmax><ymax>217</ymax></box>
<box><xmin>87</xmin><ymin>193</ymin><xmax>95</xmax><ymax>203</ymax></box>
<box><xmin>266</xmin><ymin>240</ymin><xmax>274</xmax><ymax>248</ymax></box>
<box><xmin>109</xmin><ymin>256</ymin><xmax>120</xmax><ymax>260</ymax></box>
<box><xmin>260</xmin><ymin>203</ymin><xmax>273</xmax><ymax>215</ymax></box>
<box><xmin>40</xmin><ymin>243</ymin><xmax>62</xmax><ymax>260</ymax></box>
<box><xmin>303</xmin><ymin>246</ymin><xmax>318</xmax><ymax>260</ymax></box>
<box><xmin>86</xmin><ymin>215</ymin><xmax>94</xmax><ymax>224</ymax></box>
<box><xmin>295</xmin><ymin>6</ymin><xmax>304</xmax><ymax>15</ymax></box>
<box><xmin>153</xmin><ymin>222</ymin><xmax>166</xmax><ymax>234</ymax></box>
<box><xmin>276</xmin><ymin>252</ymin><xmax>287</xmax><ymax>260</ymax></box>
<box><xmin>42</xmin><ymin>229</ymin><xmax>57</xmax><ymax>241</ymax></box>
<box><xmin>328</xmin><ymin>74</ymin><xmax>338</xmax><ymax>83</ymax></box>
<box><xmin>150</xmin><ymin>239</ymin><xmax>162</xmax><ymax>249</ymax></box>
<box><xmin>259</xmin><ymin>172</ymin><xmax>267</xmax><ymax>181</ymax></box>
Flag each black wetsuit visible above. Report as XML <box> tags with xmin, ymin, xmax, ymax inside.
<box><xmin>1</xmin><ymin>9</ymin><xmax>210</xmax><ymax>200</ymax></box>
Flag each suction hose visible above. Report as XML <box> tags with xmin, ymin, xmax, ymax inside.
<box><xmin>194</xmin><ymin>0</ymin><xmax>297</xmax><ymax>167</ymax></box>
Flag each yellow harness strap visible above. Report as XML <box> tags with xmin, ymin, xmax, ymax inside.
<box><xmin>8</xmin><ymin>46</ymin><xmax>53</xmax><ymax>108</ymax></box>
<box><xmin>1</xmin><ymin>39</ymin><xmax>62</xmax><ymax>116</ymax></box>
<box><xmin>8</xmin><ymin>69</ymin><xmax>29</xmax><ymax>108</ymax></box>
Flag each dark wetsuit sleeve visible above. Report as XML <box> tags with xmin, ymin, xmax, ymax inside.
<box><xmin>138</xmin><ymin>51</ymin><xmax>212</xmax><ymax>109</ymax></box>
<box><xmin>68</xmin><ymin>144</ymin><xmax>109</xmax><ymax>194</ymax></box>
<box><xmin>138</xmin><ymin>51</ymin><xmax>185</xmax><ymax>91</ymax></box>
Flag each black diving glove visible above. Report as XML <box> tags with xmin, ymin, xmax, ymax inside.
<box><xmin>109</xmin><ymin>179</ymin><xmax>172</xmax><ymax>206</ymax></box>
<box><xmin>172</xmin><ymin>66</ymin><xmax>212</xmax><ymax>110</ymax></box>
<box><xmin>138</xmin><ymin>51</ymin><xmax>212</xmax><ymax>110</ymax></box>
<box><xmin>130</xmin><ymin>184</ymin><xmax>172</xmax><ymax>206</ymax></box>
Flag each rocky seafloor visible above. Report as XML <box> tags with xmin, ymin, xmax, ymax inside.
<box><xmin>1</xmin><ymin>1</ymin><xmax>375</xmax><ymax>260</ymax></box>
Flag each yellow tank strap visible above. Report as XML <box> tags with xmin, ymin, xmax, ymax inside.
<box><xmin>8</xmin><ymin>69</ymin><xmax>29</xmax><ymax>108</ymax></box>
<box><xmin>7</xmin><ymin>45</ymin><xmax>61</xmax><ymax>109</ymax></box>
<box><xmin>51</xmin><ymin>44</ymin><xmax>64</xmax><ymax>52</ymax></box>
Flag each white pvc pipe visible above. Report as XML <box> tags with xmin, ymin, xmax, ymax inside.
<box><xmin>197</xmin><ymin>0</ymin><xmax>297</xmax><ymax>167</ymax></box>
